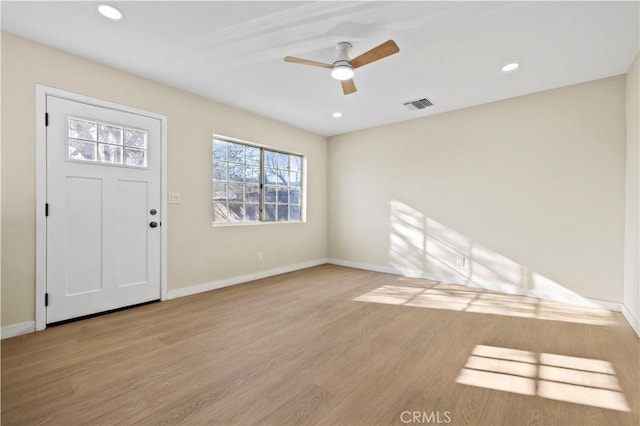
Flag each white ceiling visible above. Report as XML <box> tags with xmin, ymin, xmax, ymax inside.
<box><xmin>2</xmin><ymin>1</ymin><xmax>639</xmax><ymax>136</ymax></box>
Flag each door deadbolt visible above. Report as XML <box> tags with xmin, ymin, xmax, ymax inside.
<box><xmin>150</xmin><ymin>209</ymin><xmax>157</xmax><ymax>215</ymax></box>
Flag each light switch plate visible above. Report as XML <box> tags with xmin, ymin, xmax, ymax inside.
<box><xmin>168</xmin><ymin>192</ymin><xmax>181</xmax><ymax>204</ymax></box>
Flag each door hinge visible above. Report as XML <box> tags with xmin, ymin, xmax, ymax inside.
<box><xmin>45</xmin><ymin>293</ymin><xmax>49</xmax><ymax>307</ymax></box>
<box><xmin>45</xmin><ymin>113</ymin><xmax>49</xmax><ymax>127</ymax></box>
<box><xmin>45</xmin><ymin>203</ymin><xmax>49</xmax><ymax>216</ymax></box>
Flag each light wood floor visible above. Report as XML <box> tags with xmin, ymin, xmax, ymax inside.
<box><xmin>2</xmin><ymin>265</ymin><xmax>638</xmax><ymax>425</ymax></box>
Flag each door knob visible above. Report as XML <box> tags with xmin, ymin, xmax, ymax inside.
<box><xmin>149</xmin><ymin>221</ymin><xmax>158</xmax><ymax>228</ymax></box>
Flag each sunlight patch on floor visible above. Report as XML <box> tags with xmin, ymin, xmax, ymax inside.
<box><xmin>353</xmin><ymin>283</ymin><xmax>614</xmax><ymax>326</ymax></box>
<box><xmin>456</xmin><ymin>345</ymin><xmax>630</xmax><ymax>412</ymax></box>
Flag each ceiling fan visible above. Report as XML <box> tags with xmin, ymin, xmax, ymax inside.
<box><xmin>284</xmin><ymin>40</ymin><xmax>400</xmax><ymax>95</ymax></box>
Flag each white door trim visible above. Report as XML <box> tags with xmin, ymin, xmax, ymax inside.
<box><xmin>35</xmin><ymin>85</ymin><xmax>168</xmax><ymax>331</ymax></box>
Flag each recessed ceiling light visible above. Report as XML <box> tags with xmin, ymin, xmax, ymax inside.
<box><xmin>332</xmin><ymin>112</ymin><xmax>343</xmax><ymax>118</ymax></box>
<box><xmin>97</xmin><ymin>4</ymin><xmax>123</xmax><ymax>20</ymax></box>
<box><xmin>501</xmin><ymin>62</ymin><xmax>519</xmax><ymax>72</ymax></box>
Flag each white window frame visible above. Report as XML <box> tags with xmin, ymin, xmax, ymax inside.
<box><xmin>212</xmin><ymin>134</ymin><xmax>306</xmax><ymax>226</ymax></box>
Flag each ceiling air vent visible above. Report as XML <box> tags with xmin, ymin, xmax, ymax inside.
<box><xmin>403</xmin><ymin>98</ymin><xmax>433</xmax><ymax>111</ymax></box>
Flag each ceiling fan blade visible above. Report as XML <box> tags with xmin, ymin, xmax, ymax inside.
<box><xmin>349</xmin><ymin>40</ymin><xmax>400</xmax><ymax>69</ymax></box>
<box><xmin>284</xmin><ymin>56</ymin><xmax>332</xmax><ymax>69</ymax></box>
<box><xmin>341</xmin><ymin>79</ymin><xmax>357</xmax><ymax>95</ymax></box>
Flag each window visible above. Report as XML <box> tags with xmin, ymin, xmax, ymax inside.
<box><xmin>212</xmin><ymin>137</ymin><xmax>303</xmax><ymax>224</ymax></box>
<box><xmin>68</xmin><ymin>117</ymin><xmax>147</xmax><ymax>167</ymax></box>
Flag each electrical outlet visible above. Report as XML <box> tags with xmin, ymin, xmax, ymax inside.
<box><xmin>456</xmin><ymin>255</ymin><xmax>466</xmax><ymax>266</ymax></box>
<box><xmin>168</xmin><ymin>192</ymin><xmax>181</xmax><ymax>204</ymax></box>
<box><xmin>257</xmin><ymin>251</ymin><xmax>263</xmax><ymax>263</ymax></box>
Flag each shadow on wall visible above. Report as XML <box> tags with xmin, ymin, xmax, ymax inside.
<box><xmin>389</xmin><ymin>200</ymin><xmax>605</xmax><ymax>309</ymax></box>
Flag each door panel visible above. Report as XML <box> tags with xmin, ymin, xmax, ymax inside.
<box><xmin>65</xmin><ymin>176</ymin><xmax>104</xmax><ymax>295</ymax></box>
<box><xmin>46</xmin><ymin>96</ymin><xmax>162</xmax><ymax>323</ymax></box>
<box><xmin>117</xmin><ymin>180</ymin><xmax>149</xmax><ymax>287</ymax></box>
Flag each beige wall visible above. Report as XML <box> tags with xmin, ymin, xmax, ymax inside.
<box><xmin>1</xmin><ymin>30</ymin><xmax>632</xmax><ymax>329</ymax></box>
<box><xmin>328</xmin><ymin>76</ymin><xmax>627</xmax><ymax>304</ymax></box>
<box><xmin>624</xmin><ymin>53</ymin><xmax>640</xmax><ymax>324</ymax></box>
<box><xmin>1</xmin><ymin>32</ymin><xmax>328</xmax><ymax>326</ymax></box>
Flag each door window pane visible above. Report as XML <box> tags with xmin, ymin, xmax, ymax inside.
<box><xmin>98</xmin><ymin>144</ymin><xmax>122</xmax><ymax>164</ymax></box>
<box><xmin>98</xmin><ymin>124</ymin><xmax>123</xmax><ymax>145</ymax></box>
<box><xmin>69</xmin><ymin>140</ymin><xmax>96</xmax><ymax>161</ymax></box>
<box><xmin>124</xmin><ymin>148</ymin><xmax>146</xmax><ymax>167</ymax></box>
<box><xmin>68</xmin><ymin>118</ymin><xmax>148</xmax><ymax>169</ymax></box>
<box><xmin>69</xmin><ymin>118</ymin><xmax>97</xmax><ymax>140</ymax></box>
<box><xmin>124</xmin><ymin>129</ymin><xmax>147</xmax><ymax>149</ymax></box>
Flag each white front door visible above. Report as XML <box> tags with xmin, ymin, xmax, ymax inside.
<box><xmin>46</xmin><ymin>96</ymin><xmax>162</xmax><ymax>324</ymax></box>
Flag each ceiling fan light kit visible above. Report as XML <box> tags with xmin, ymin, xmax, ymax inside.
<box><xmin>284</xmin><ymin>39</ymin><xmax>399</xmax><ymax>95</ymax></box>
<box><xmin>331</xmin><ymin>63</ymin><xmax>354</xmax><ymax>81</ymax></box>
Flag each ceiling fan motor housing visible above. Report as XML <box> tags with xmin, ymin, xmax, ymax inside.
<box><xmin>334</xmin><ymin>42</ymin><xmax>353</xmax><ymax>63</ymax></box>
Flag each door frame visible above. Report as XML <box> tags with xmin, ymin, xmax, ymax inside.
<box><xmin>35</xmin><ymin>85</ymin><xmax>168</xmax><ymax>331</ymax></box>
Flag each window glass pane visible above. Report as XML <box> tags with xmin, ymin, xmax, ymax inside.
<box><xmin>68</xmin><ymin>139</ymin><xmax>96</xmax><ymax>161</ymax></box>
<box><xmin>265</xmin><ymin>168</ymin><xmax>277</xmax><ymax>184</ymax></box>
<box><xmin>264</xmin><ymin>150</ymin><xmax>277</xmax><ymax>169</ymax></box>
<box><xmin>265</xmin><ymin>185</ymin><xmax>277</xmax><ymax>203</ymax></box>
<box><xmin>228</xmin><ymin>163</ymin><xmax>243</xmax><ymax>181</ymax></box>
<box><xmin>213</xmin><ymin>181</ymin><xmax>226</xmax><ymax>201</ymax></box>
<box><xmin>124</xmin><ymin>129</ymin><xmax>147</xmax><ymax>149</ymax></box>
<box><xmin>213</xmin><ymin>140</ymin><xmax>228</xmax><ymax>161</ymax></box>
<box><xmin>246</xmin><ymin>146</ymin><xmax>260</xmax><ymax>165</ymax></box>
<box><xmin>290</xmin><ymin>155</ymin><xmax>301</xmax><ymax>172</ymax></box>
<box><xmin>227</xmin><ymin>182</ymin><xmax>243</xmax><ymax>202</ymax></box>
<box><xmin>277</xmin><ymin>205</ymin><xmax>289</xmax><ymax>221</ymax></box>
<box><xmin>245</xmin><ymin>184</ymin><xmax>260</xmax><ymax>203</ymax></box>
<box><xmin>228</xmin><ymin>203</ymin><xmax>244</xmax><ymax>222</ymax></box>
<box><xmin>98</xmin><ymin>144</ymin><xmax>122</xmax><ymax>164</ymax></box>
<box><xmin>264</xmin><ymin>204</ymin><xmax>276</xmax><ymax>221</ymax></box>
<box><xmin>277</xmin><ymin>187</ymin><xmax>289</xmax><ymax>204</ymax></box>
<box><xmin>98</xmin><ymin>124</ymin><xmax>123</xmax><ymax>145</ymax></box>
<box><xmin>290</xmin><ymin>171</ymin><xmax>301</xmax><ymax>187</ymax></box>
<box><xmin>124</xmin><ymin>148</ymin><xmax>146</xmax><ymax>167</ymax></box>
<box><xmin>246</xmin><ymin>204</ymin><xmax>259</xmax><ymax>221</ymax></box>
<box><xmin>245</xmin><ymin>166</ymin><xmax>259</xmax><ymax>183</ymax></box>
<box><xmin>275</xmin><ymin>169</ymin><xmax>289</xmax><ymax>185</ymax></box>
<box><xmin>290</xmin><ymin>189</ymin><xmax>300</xmax><ymax>205</ymax></box>
<box><xmin>214</xmin><ymin>162</ymin><xmax>227</xmax><ymax>181</ymax></box>
<box><xmin>213</xmin><ymin>203</ymin><xmax>228</xmax><ymax>222</ymax></box>
<box><xmin>69</xmin><ymin>118</ymin><xmax>97</xmax><ymax>141</ymax></box>
<box><xmin>213</xmin><ymin>139</ymin><xmax>303</xmax><ymax>224</ymax></box>
<box><xmin>228</xmin><ymin>142</ymin><xmax>244</xmax><ymax>163</ymax></box>
<box><xmin>277</xmin><ymin>153</ymin><xmax>289</xmax><ymax>170</ymax></box>
<box><xmin>290</xmin><ymin>205</ymin><xmax>301</xmax><ymax>221</ymax></box>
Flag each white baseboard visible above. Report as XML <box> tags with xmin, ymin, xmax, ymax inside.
<box><xmin>622</xmin><ymin>305</ymin><xmax>640</xmax><ymax>337</ymax></box>
<box><xmin>1</xmin><ymin>321</ymin><xmax>36</xmax><ymax>340</ymax></box>
<box><xmin>167</xmin><ymin>258</ymin><xmax>329</xmax><ymax>300</ymax></box>
<box><xmin>328</xmin><ymin>258</ymin><xmax>624</xmax><ymax>313</ymax></box>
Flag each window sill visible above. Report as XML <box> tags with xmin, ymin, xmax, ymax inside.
<box><xmin>211</xmin><ymin>220</ymin><xmax>305</xmax><ymax>228</ymax></box>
